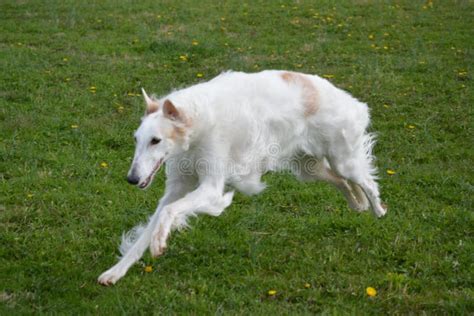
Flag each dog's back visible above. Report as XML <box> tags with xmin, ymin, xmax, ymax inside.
<box><xmin>167</xmin><ymin>70</ymin><xmax>371</xmax><ymax>165</ymax></box>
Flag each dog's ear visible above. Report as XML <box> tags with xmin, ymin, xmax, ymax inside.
<box><xmin>142</xmin><ymin>88</ymin><xmax>160</xmax><ymax>115</ymax></box>
<box><xmin>163</xmin><ymin>99</ymin><xmax>182</xmax><ymax>121</ymax></box>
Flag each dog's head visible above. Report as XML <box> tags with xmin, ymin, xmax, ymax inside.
<box><xmin>127</xmin><ymin>89</ymin><xmax>191</xmax><ymax>189</ymax></box>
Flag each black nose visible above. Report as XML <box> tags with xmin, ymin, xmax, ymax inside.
<box><xmin>127</xmin><ymin>174</ymin><xmax>139</xmax><ymax>185</ymax></box>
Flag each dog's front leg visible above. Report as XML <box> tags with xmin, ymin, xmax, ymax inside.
<box><xmin>98</xmin><ymin>176</ymin><xmax>195</xmax><ymax>286</ymax></box>
<box><xmin>150</xmin><ymin>180</ymin><xmax>234</xmax><ymax>257</ymax></box>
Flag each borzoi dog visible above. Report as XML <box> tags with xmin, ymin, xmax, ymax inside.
<box><xmin>98</xmin><ymin>70</ymin><xmax>386</xmax><ymax>285</ymax></box>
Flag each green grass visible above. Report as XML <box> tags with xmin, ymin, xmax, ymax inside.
<box><xmin>1</xmin><ymin>0</ymin><xmax>473</xmax><ymax>314</ymax></box>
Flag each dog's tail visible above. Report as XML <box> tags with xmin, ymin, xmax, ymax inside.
<box><xmin>119</xmin><ymin>223</ymin><xmax>146</xmax><ymax>256</ymax></box>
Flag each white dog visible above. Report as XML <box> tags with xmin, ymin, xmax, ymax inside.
<box><xmin>98</xmin><ymin>70</ymin><xmax>386</xmax><ymax>285</ymax></box>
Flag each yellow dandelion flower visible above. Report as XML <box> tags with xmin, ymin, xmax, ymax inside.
<box><xmin>192</xmin><ymin>40</ymin><xmax>199</xmax><ymax>46</ymax></box>
<box><xmin>383</xmin><ymin>104</ymin><xmax>390</xmax><ymax>108</ymax></box>
<box><xmin>386</xmin><ymin>169</ymin><xmax>396</xmax><ymax>175</ymax></box>
<box><xmin>196</xmin><ymin>73</ymin><xmax>204</xmax><ymax>78</ymax></box>
<box><xmin>100</xmin><ymin>162</ymin><xmax>108</xmax><ymax>168</ymax></box>
<box><xmin>268</xmin><ymin>289</ymin><xmax>277</xmax><ymax>296</ymax></box>
<box><xmin>408</xmin><ymin>125</ymin><xmax>415</xmax><ymax>129</ymax></box>
<box><xmin>366</xmin><ymin>287</ymin><xmax>377</xmax><ymax>297</ymax></box>
<box><xmin>322</xmin><ymin>74</ymin><xmax>334</xmax><ymax>79</ymax></box>
<box><xmin>117</xmin><ymin>106</ymin><xmax>124</xmax><ymax>113</ymax></box>
<box><xmin>220</xmin><ymin>17</ymin><xmax>226</xmax><ymax>21</ymax></box>
<box><xmin>368</xmin><ymin>34</ymin><xmax>374</xmax><ymax>40</ymax></box>
<box><xmin>27</xmin><ymin>193</ymin><xmax>34</xmax><ymax>198</ymax></box>
<box><xmin>71</xmin><ymin>124</ymin><xmax>79</xmax><ymax>129</ymax></box>
<box><xmin>304</xmin><ymin>283</ymin><xmax>311</xmax><ymax>288</ymax></box>
<box><xmin>179</xmin><ymin>55</ymin><xmax>188</xmax><ymax>61</ymax></box>
<box><xmin>63</xmin><ymin>57</ymin><xmax>68</xmax><ymax>62</ymax></box>
<box><xmin>383</xmin><ymin>45</ymin><xmax>389</xmax><ymax>50</ymax></box>
<box><xmin>144</xmin><ymin>265</ymin><xmax>153</xmax><ymax>273</ymax></box>
<box><xmin>65</xmin><ymin>78</ymin><xmax>71</xmax><ymax>82</ymax></box>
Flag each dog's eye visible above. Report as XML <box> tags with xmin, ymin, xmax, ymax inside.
<box><xmin>150</xmin><ymin>137</ymin><xmax>161</xmax><ymax>145</ymax></box>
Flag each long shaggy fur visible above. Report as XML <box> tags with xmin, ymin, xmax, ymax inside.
<box><xmin>98</xmin><ymin>70</ymin><xmax>386</xmax><ymax>285</ymax></box>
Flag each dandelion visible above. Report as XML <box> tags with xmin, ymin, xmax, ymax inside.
<box><xmin>407</xmin><ymin>125</ymin><xmax>416</xmax><ymax>129</ymax></box>
<box><xmin>383</xmin><ymin>45</ymin><xmax>389</xmax><ymax>50</ymax></box>
<box><xmin>117</xmin><ymin>106</ymin><xmax>124</xmax><ymax>113</ymax></box>
<box><xmin>366</xmin><ymin>287</ymin><xmax>377</xmax><ymax>297</ymax></box>
<box><xmin>144</xmin><ymin>265</ymin><xmax>153</xmax><ymax>273</ymax></box>
<box><xmin>268</xmin><ymin>289</ymin><xmax>277</xmax><ymax>296</ymax></box>
<box><xmin>368</xmin><ymin>34</ymin><xmax>375</xmax><ymax>40</ymax></box>
<box><xmin>192</xmin><ymin>40</ymin><xmax>199</xmax><ymax>46</ymax></box>
<box><xmin>196</xmin><ymin>73</ymin><xmax>204</xmax><ymax>78</ymax></box>
<box><xmin>179</xmin><ymin>55</ymin><xmax>188</xmax><ymax>61</ymax></box>
<box><xmin>89</xmin><ymin>86</ymin><xmax>97</xmax><ymax>93</ymax></box>
<box><xmin>386</xmin><ymin>169</ymin><xmax>396</xmax><ymax>175</ymax></box>
<box><xmin>63</xmin><ymin>57</ymin><xmax>68</xmax><ymax>62</ymax></box>
<box><xmin>304</xmin><ymin>283</ymin><xmax>311</xmax><ymax>288</ymax></box>
<box><xmin>71</xmin><ymin>124</ymin><xmax>79</xmax><ymax>129</ymax></box>
<box><xmin>27</xmin><ymin>193</ymin><xmax>34</xmax><ymax>198</ymax></box>
<box><xmin>65</xmin><ymin>78</ymin><xmax>71</xmax><ymax>82</ymax></box>
<box><xmin>100</xmin><ymin>162</ymin><xmax>108</xmax><ymax>169</ymax></box>
<box><xmin>383</xmin><ymin>104</ymin><xmax>390</xmax><ymax>108</ymax></box>
<box><xmin>322</xmin><ymin>74</ymin><xmax>334</xmax><ymax>79</ymax></box>
<box><xmin>458</xmin><ymin>70</ymin><xmax>468</xmax><ymax>78</ymax></box>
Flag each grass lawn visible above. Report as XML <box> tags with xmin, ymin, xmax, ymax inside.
<box><xmin>1</xmin><ymin>0</ymin><xmax>472</xmax><ymax>314</ymax></box>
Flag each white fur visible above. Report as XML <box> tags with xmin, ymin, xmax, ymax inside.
<box><xmin>98</xmin><ymin>70</ymin><xmax>386</xmax><ymax>285</ymax></box>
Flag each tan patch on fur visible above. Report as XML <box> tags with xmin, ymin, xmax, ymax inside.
<box><xmin>164</xmin><ymin>102</ymin><xmax>192</xmax><ymax>141</ymax></box>
<box><xmin>167</xmin><ymin>125</ymin><xmax>187</xmax><ymax>141</ymax></box>
<box><xmin>280</xmin><ymin>71</ymin><xmax>319</xmax><ymax>117</ymax></box>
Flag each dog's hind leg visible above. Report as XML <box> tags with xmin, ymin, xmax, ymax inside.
<box><xmin>327</xmin><ymin>133</ymin><xmax>386</xmax><ymax>217</ymax></box>
<box><xmin>98</xmin><ymin>175</ymin><xmax>196</xmax><ymax>286</ymax></box>
<box><xmin>348</xmin><ymin>181</ymin><xmax>370</xmax><ymax>211</ymax></box>
<box><xmin>294</xmin><ymin>156</ymin><xmax>366</xmax><ymax>211</ymax></box>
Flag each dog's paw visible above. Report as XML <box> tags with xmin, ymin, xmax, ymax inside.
<box><xmin>98</xmin><ymin>268</ymin><xmax>125</xmax><ymax>286</ymax></box>
<box><xmin>373</xmin><ymin>203</ymin><xmax>388</xmax><ymax>218</ymax></box>
<box><xmin>349</xmin><ymin>202</ymin><xmax>369</xmax><ymax>212</ymax></box>
<box><xmin>150</xmin><ymin>233</ymin><xmax>167</xmax><ymax>258</ymax></box>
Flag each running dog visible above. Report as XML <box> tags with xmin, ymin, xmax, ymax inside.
<box><xmin>98</xmin><ymin>70</ymin><xmax>386</xmax><ymax>285</ymax></box>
